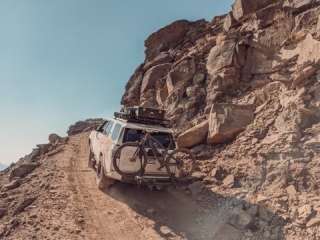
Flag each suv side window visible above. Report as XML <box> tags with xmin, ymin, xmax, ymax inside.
<box><xmin>111</xmin><ymin>123</ymin><xmax>122</xmax><ymax>142</ymax></box>
<box><xmin>103</xmin><ymin>121</ymin><xmax>114</xmax><ymax>136</ymax></box>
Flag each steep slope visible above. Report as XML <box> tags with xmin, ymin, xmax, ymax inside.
<box><xmin>121</xmin><ymin>0</ymin><xmax>320</xmax><ymax>239</ymax></box>
<box><xmin>1</xmin><ymin>131</ymin><xmax>285</xmax><ymax>240</ymax></box>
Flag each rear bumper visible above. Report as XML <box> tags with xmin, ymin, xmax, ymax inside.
<box><xmin>135</xmin><ymin>175</ymin><xmax>172</xmax><ymax>185</ymax></box>
<box><xmin>107</xmin><ymin>171</ymin><xmax>172</xmax><ymax>185</ymax></box>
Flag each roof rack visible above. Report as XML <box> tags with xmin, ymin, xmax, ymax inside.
<box><xmin>114</xmin><ymin>107</ymin><xmax>171</xmax><ymax>127</ymax></box>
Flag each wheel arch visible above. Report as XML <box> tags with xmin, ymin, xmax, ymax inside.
<box><xmin>98</xmin><ymin>152</ymin><xmax>107</xmax><ymax>175</ymax></box>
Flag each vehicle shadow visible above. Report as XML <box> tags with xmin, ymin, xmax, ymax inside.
<box><xmin>102</xmin><ymin>181</ymin><xmax>285</xmax><ymax>240</ymax></box>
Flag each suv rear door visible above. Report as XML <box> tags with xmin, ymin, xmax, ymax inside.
<box><xmin>122</xmin><ymin>128</ymin><xmax>176</xmax><ymax>176</ymax></box>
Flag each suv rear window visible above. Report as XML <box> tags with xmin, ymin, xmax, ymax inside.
<box><xmin>123</xmin><ymin>128</ymin><xmax>175</xmax><ymax>149</ymax></box>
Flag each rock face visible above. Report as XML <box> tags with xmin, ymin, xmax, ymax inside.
<box><xmin>121</xmin><ymin>0</ymin><xmax>320</xmax><ymax>239</ymax></box>
<box><xmin>48</xmin><ymin>133</ymin><xmax>63</xmax><ymax>145</ymax></box>
<box><xmin>140</xmin><ymin>63</ymin><xmax>172</xmax><ymax>107</ymax></box>
<box><xmin>232</xmin><ymin>0</ymin><xmax>274</xmax><ymax>21</ymax></box>
<box><xmin>144</xmin><ymin>20</ymin><xmax>191</xmax><ymax>60</ymax></box>
<box><xmin>67</xmin><ymin>118</ymin><xmax>104</xmax><ymax>136</ymax></box>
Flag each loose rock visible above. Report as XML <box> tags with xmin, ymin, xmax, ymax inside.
<box><xmin>14</xmin><ymin>197</ymin><xmax>37</xmax><ymax>215</ymax></box>
<box><xmin>9</xmin><ymin>163</ymin><xmax>39</xmax><ymax>181</ymax></box>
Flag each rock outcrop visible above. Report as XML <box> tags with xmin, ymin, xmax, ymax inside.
<box><xmin>0</xmin><ymin>126</ymin><xmax>86</xmax><ymax>239</ymax></box>
<box><xmin>67</xmin><ymin>118</ymin><xmax>104</xmax><ymax>136</ymax></box>
<box><xmin>208</xmin><ymin>103</ymin><xmax>254</xmax><ymax>144</ymax></box>
<box><xmin>177</xmin><ymin>120</ymin><xmax>209</xmax><ymax>148</ymax></box>
<box><xmin>121</xmin><ymin>0</ymin><xmax>320</xmax><ymax>239</ymax></box>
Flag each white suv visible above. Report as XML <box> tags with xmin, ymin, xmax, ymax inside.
<box><xmin>88</xmin><ymin>117</ymin><xmax>176</xmax><ymax>189</ymax></box>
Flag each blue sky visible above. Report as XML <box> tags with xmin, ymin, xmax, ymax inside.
<box><xmin>0</xmin><ymin>0</ymin><xmax>233</xmax><ymax>165</ymax></box>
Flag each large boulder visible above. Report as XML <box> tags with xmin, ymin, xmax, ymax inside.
<box><xmin>223</xmin><ymin>12</ymin><xmax>237</xmax><ymax>32</ymax></box>
<box><xmin>13</xmin><ymin>196</ymin><xmax>37</xmax><ymax>215</ymax></box>
<box><xmin>143</xmin><ymin>52</ymin><xmax>173</xmax><ymax>71</ymax></box>
<box><xmin>145</xmin><ymin>20</ymin><xmax>191</xmax><ymax>60</ymax></box>
<box><xmin>48</xmin><ymin>133</ymin><xmax>62</xmax><ymax>145</ymax></box>
<box><xmin>2</xmin><ymin>179</ymin><xmax>21</xmax><ymax>191</ymax></box>
<box><xmin>232</xmin><ymin>0</ymin><xmax>274</xmax><ymax>21</ymax></box>
<box><xmin>232</xmin><ymin>0</ymin><xmax>256</xmax><ymax>21</ymax></box>
<box><xmin>280</xmin><ymin>34</ymin><xmax>320</xmax><ymax>66</ymax></box>
<box><xmin>166</xmin><ymin>58</ymin><xmax>196</xmax><ymax>95</ymax></box>
<box><xmin>121</xmin><ymin>65</ymin><xmax>144</xmax><ymax>107</ymax></box>
<box><xmin>292</xmin><ymin>64</ymin><xmax>317</xmax><ymax>87</ymax></box>
<box><xmin>9</xmin><ymin>163</ymin><xmax>39</xmax><ymax>181</ymax></box>
<box><xmin>37</xmin><ymin>144</ymin><xmax>51</xmax><ymax>156</ymax></box>
<box><xmin>294</xmin><ymin>5</ymin><xmax>320</xmax><ymax>33</ymax></box>
<box><xmin>177</xmin><ymin>120</ymin><xmax>209</xmax><ymax>148</ymax></box>
<box><xmin>16</xmin><ymin>148</ymin><xmax>41</xmax><ymax>163</ymax></box>
<box><xmin>283</xmin><ymin>0</ymin><xmax>320</xmax><ymax>12</ymax></box>
<box><xmin>140</xmin><ymin>63</ymin><xmax>171</xmax><ymax>108</ymax></box>
<box><xmin>207</xmin><ymin>39</ymin><xmax>237</xmax><ymax>75</ymax></box>
<box><xmin>206</xmin><ymin>38</ymin><xmax>247</xmax><ymax>97</ymax></box>
<box><xmin>208</xmin><ymin>104</ymin><xmax>254</xmax><ymax>144</ymax></box>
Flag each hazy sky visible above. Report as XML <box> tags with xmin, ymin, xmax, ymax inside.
<box><xmin>0</xmin><ymin>0</ymin><xmax>233</xmax><ymax>165</ymax></box>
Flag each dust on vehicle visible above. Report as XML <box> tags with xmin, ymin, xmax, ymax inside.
<box><xmin>88</xmin><ymin>107</ymin><xmax>195</xmax><ymax>190</ymax></box>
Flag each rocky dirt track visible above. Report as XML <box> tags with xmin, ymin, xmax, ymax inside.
<box><xmin>55</xmin><ymin>133</ymin><xmax>262</xmax><ymax>240</ymax></box>
<box><xmin>0</xmin><ymin>133</ymin><xmax>286</xmax><ymax>240</ymax></box>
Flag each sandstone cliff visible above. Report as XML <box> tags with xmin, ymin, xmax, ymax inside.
<box><xmin>121</xmin><ymin>0</ymin><xmax>320</xmax><ymax>239</ymax></box>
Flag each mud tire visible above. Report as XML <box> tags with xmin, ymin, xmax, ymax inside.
<box><xmin>88</xmin><ymin>148</ymin><xmax>95</xmax><ymax>169</ymax></box>
<box><xmin>96</xmin><ymin>158</ymin><xmax>114</xmax><ymax>190</ymax></box>
<box><xmin>166</xmin><ymin>148</ymin><xmax>196</xmax><ymax>178</ymax></box>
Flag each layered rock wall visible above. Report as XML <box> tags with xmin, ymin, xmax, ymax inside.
<box><xmin>121</xmin><ymin>0</ymin><xmax>320</xmax><ymax>239</ymax></box>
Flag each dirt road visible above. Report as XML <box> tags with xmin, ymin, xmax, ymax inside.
<box><xmin>61</xmin><ymin>134</ymin><xmax>232</xmax><ymax>240</ymax></box>
<box><xmin>1</xmin><ymin>133</ymin><xmax>283</xmax><ymax>240</ymax></box>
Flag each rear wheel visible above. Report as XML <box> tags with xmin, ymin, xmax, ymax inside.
<box><xmin>166</xmin><ymin>148</ymin><xmax>196</xmax><ymax>178</ymax></box>
<box><xmin>88</xmin><ymin>148</ymin><xmax>95</xmax><ymax>169</ymax></box>
<box><xmin>96</xmin><ymin>156</ymin><xmax>114</xmax><ymax>190</ymax></box>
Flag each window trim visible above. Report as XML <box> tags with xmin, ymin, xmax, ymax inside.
<box><xmin>104</xmin><ymin>121</ymin><xmax>114</xmax><ymax>136</ymax></box>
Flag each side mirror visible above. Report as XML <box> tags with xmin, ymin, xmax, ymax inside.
<box><xmin>97</xmin><ymin>127</ymin><xmax>104</xmax><ymax>133</ymax></box>
<box><xmin>96</xmin><ymin>121</ymin><xmax>108</xmax><ymax>132</ymax></box>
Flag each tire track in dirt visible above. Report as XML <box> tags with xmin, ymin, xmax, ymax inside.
<box><xmin>66</xmin><ymin>134</ymin><xmax>161</xmax><ymax>240</ymax></box>
<box><xmin>63</xmin><ymin>133</ymin><xmax>229</xmax><ymax>240</ymax></box>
